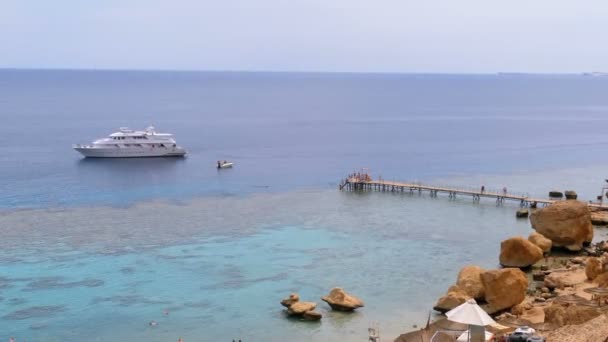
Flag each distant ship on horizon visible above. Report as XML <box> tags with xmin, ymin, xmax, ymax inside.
<box><xmin>582</xmin><ymin>72</ymin><xmax>608</xmax><ymax>77</ymax></box>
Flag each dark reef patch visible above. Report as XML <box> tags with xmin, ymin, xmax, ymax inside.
<box><xmin>23</xmin><ymin>277</ymin><xmax>104</xmax><ymax>291</ymax></box>
<box><xmin>8</xmin><ymin>298</ymin><xmax>28</xmax><ymax>306</ymax></box>
<box><xmin>3</xmin><ymin>305</ymin><xmax>66</xmax><ymax>320</ymax></box>
<box><xmin>120</xmin><ymin>266</ymin><xmax>136</xmax><ymax>275</ymax></box>
<box><xmin>91</xmin><ymin>294</ymin><xmax>171</xmax><ymax>307</ymax></box>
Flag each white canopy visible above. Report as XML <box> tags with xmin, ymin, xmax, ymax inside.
<box><xmin>457</xmin><ymin>330</ymin><xmax>494</xmax><ymax>342</ymax></box>
<box><xmin>446</xmin><ymin>299</ymin><xmax>496</xmax><ymax>326</ymax></box>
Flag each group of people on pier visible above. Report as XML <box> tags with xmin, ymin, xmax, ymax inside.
<box><xmin>480</xmin><ymin>185</ymin><xmax>508</xmax><ymax>195</ymax></box>
<box><xmin>348</xmin><ymin>172</ymin><xmax>372</xmax><ymax>182</ymax></box>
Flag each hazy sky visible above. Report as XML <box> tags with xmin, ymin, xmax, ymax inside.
<box><xmin>2</xmin><ymin>0</ymin><xmax>607</xmax><ymax>73</ymax></box>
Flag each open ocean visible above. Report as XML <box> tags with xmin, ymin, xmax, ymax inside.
<box><xmin>1</xmin><ymin>70</ymin><xmax>608</xmax><ymax>341</ymax></box>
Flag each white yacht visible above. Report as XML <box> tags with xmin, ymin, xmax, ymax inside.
<box><xmin>73</xmin><ymin>127</ymin><xmax>187</xmax><ymax>158</ymax></box>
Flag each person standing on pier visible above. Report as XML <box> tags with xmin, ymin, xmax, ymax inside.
<box><xmin>481</xmin><ymin>185</ymin><xmax>485</xmax><ymax>193</ymax></box>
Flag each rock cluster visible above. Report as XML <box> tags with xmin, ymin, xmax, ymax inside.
<box><xmin>280</xmin><ymin>288</ymin><xmax>365</xmax><ymax>321</ymax></box>
<box><xmin>321</xmin><ymin>288</ymin><xmax>364</xmax><ymax>311</ymax></box>
<box><xmin>280</xmin><ymin>293</ymin><xmax>322</xmax><ymax>321</ymax></box>
<box><xmin>529</xmin><ymin>200</ymin><xmax>593</xmax><ymax>251</ymax></box>
<box><xmin>434</xmin><ymin>266</ymin><xmax>528</xmax><ymax>313</ymax></box>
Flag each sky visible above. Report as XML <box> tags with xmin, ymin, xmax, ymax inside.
<box><xmin>1</xmin><ymin>0</ymin><xmax>607</xmax><ymax>73</ymax></box>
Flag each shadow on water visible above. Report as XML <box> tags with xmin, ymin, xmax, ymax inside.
<box><xmin>76</xmin><ymin>157</ymin><xmax>186</xmax><ymax>173</ymax></box>
<box><xmin>76</xmin><ymin>156</ymin><xmax>187</xmax><ymax>169</ymax></box>
<box><xmin>75</xmin><ymin>157</ymin><xmax>188</xmax><ymax>188</ymax></box>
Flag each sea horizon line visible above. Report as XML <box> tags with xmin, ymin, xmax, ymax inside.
<box><xmin>0</xmin><ymin>67</ymin><xmax>604</xmax><ymax>77</ymax></box>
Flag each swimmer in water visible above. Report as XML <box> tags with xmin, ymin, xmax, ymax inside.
<box><xmin>163</xmin><ymin>310</ymin><xmax>169</xmax><ymax>316</ymax></box>
<box><xmin>10</xmin><ymin>337</ymin><xmax>15</xmax><ymax>342</ymax></box>
<box><xmin>178</xmin><ymin>338</ymin><xmax>183</xmax><ymax>342</ymax></box>
<box><xmin>149</xmin><ymin>320</ymin><xmax>158</xmax><ymax>327</ymax></box>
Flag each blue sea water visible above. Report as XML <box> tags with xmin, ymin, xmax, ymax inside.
<box><xmin>1</xmin><ymin>70</ymin><xmax>608</xmax><ymax>341</ymax></box>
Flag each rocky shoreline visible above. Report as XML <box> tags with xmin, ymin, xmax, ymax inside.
<box><xmin>396</xmin><ymin>199</ymin><xmax>608</xmax><ymax>342</ymax></box>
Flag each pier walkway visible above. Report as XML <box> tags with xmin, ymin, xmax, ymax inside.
<box><xmin>339</xmin><ymin>177</ymin><xmax>555</xmax><ymax>207</ymax></box>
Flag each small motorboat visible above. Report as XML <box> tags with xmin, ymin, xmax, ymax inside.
<box><xmin>217</xmin><ymin>160</ymin><xmax>234</xmax><ymax>169</ymax></box>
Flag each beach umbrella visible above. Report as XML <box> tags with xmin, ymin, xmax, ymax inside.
<box><xmin>446</xmin><ymin>299</ymin><xmax>496</xmax><ymax>342</ymax></box>
<box><xmin>446</xmin><ymin>299</ymin><xmax>495</xmax><ymax>326</ymax></box>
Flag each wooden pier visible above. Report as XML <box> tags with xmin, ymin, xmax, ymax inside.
<box><xmin>339</xmin><ymin>177</ymin><xmax>555</xmax><ymax>208</ymax></box>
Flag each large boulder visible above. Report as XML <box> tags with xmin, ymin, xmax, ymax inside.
<box><xmin>321</xmin><ymin>288</ymin><xmax>364</xmax><ymax>311</ymax></box>
<box><xmin>287</xmin><ymin>301</ymin><xmax>316</xmax><ymax>315</ymax></box>
<box><xmin>456</xmin><ymin>266</ymin><xmax>485</xmax><ymax>300</ymax></box>
<box><xmin>585</xmin><ymin>258</ymin><xmax>603</xmax><ymax>280</ymax></box>
<box><xmin>481</xmin><ymin>268</ymin><xmax>528</xmax><ymax>312</ymax></box>
<box><xmin>280</xmin><ymin>293</ymin><xmax>299</xmax><ymax>308</ymax></box>
<box><xmin>528</xmin><ymin>232</ymin><xmax>552</xmax><ymax>253</ymax></box>
<box><xmin>529</xmin><ymin>200</ymin><xmax>593</xmax><ymax>251</ymax></box>
<box><xmin>433</xmin><ymin>285</ymin><xmax>470</xmax><ymax>313</ymax></box>
<box><xmin>499</xmin><ymin>237</ymin><xmax>544</xmax><ymax>267</ymax></box>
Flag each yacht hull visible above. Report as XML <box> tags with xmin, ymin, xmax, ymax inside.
<box><xmin>74</xmin><ymin>146</ymin><xmax>186</xmax><ymax>158</ymax></box>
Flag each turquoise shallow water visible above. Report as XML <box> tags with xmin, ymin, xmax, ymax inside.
<box><xmin>2</xmin><ymin>165</ymin><xmax>608</xmax><ymax>341</ymax></box>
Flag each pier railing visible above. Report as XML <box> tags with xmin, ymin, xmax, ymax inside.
<box><xmin>340</xmin><ymin>177</ymin><xmax>552</xmax><ymax>207</ymax></box>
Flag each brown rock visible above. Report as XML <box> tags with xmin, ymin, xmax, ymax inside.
<box><xmin>481</xmin><ymin>268</ymin><xmax>528</xmax><ymax>312</ymax></box>
<box><xmin>287</xmin><ymin>301</ymin><xmax>316</xmax><ymax>315</ymax></box>
<box><xmin>544</xmin><ymin>269</ymin><xmax>587</xmax><ymax>289</ymax></box>
<box><xmin>585</xmin><ymin>257</ymin><xmax>602</xmax><ymax>280</ymax></box>
<box><xmin>594</xmin><ymin>272</ymin><xmax>608</xmax><ymax>287</ymax></box>
<box><xmin>520</xmin><ymin>306</ymin><xmax>545</xmax><ymax>324</ymax></box>
<box><xmin>499</xmin><ymin>236</ymin><xmax>544</xmax><ymax>267</ymax></box>
<box><xmin>532</xmin><ymin>271</ymin><xmax>545</xmax><ymax>281</ymax></box>
<box><xmin>433</xmin><ymin>286</ymin><xmax>470</xmax><ymax>313</ymax></box>
<box><xmin>302</xmin><ymin>310</ymin><xmax>322</xmax><ymax>321</ymax></box>
<box><xmin>280</xmin><ymin>293</ymin><xmax>300</xmax><ymax>308</ymax></box>
<box><xmin>529</xmin><ymin>200</ymin><xmax>594</xmax><ymax>251</ymax></box>
<box><xmin>546</xmin><ymin>314</ymin><xmax>608</xmax><ymax>342</ymax></box>
<box><xmin>544</xmin><ymin>304</ymin><xmax>566</xmax><ymax>327</ymax></box>
<box><xmin>456</xmin><ymin>265</ymin><xmax>485</xmax><ymax>300</ymax></box>
<box><xmin>321</xmin><ymin>288</ymin><xmax>364</xmax><ymax>311</ymax></box>
<box><xmin>528</xmin><ymin>232</ymin><xmax>552</xmax><ymax>253</ymax></box>
<box><xmin>510</xmin><ymin>303</ymin><xmax>525</xmax><ymax>316</ymax></box>
<box><xmin>570</xmin><ymin>257</ymin><xmax>584</xmax><ymax>264</ymax></box>
<box><xmin>544</xmin><ymin>303</ymin><xmax>600</xmax><ymax>327</ymax></box>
